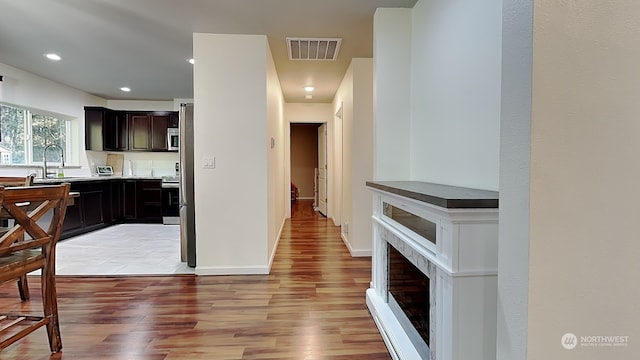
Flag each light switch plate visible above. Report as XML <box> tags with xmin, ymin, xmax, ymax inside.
<box><xmin>203</xmin><ymin>157</ymin><xmax>215</xmax><ymax>169</ymax></box>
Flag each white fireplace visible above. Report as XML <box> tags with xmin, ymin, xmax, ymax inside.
<box><xmin>366</xmin><ymin>182</ymin><xmax>498</xmax><ymax>360</ymax></box>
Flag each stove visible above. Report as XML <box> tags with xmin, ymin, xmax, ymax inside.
<box><xmin>161</xmin><ymin>176</ymin><xmax>179</xmax><ymax>188</ymax></box>
<box><xmin>161</xmin><ymin>177</ymin><xmax>180</xmax><ymax>224</ymax></box>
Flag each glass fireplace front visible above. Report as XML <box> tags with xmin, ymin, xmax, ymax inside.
<box><xmin>388</xmin><ymin>244</ymin><xmax>430</xmax><ymax>358</ymax></box>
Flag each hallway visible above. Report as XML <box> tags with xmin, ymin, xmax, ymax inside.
<box><xmin>0</xmin><ymin>200</ymin><xmax>389</xmax><ymax>359</ymax></box>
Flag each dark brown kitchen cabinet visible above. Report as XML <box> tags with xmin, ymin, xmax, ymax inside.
<box><xmin>84</xmin><ymin>106</ymin><xmax>108</xmax><ymax>151</ymax></box>
<box><xmin>103</xmin><ymin>111</ymin><xmax>128</xmax><ymax>151</ymax></box>
<box><xmin>168</xmin><ymin>113</ymin><xmax>179</xmax><ymax>128</ymax></box>
<box><xmin>59</xmin><ymin>181</ymin><xmax>109</xmax><ymax>240</ymax></box>
<box><xmin>83</xmin><ymin>189</ymin><xmax>104</xmax><ymax>230</ymax></box>
<box><xmin>136</xmin><ymin>180</ymin><xmax>162</xmax><ymax>223</ymax></box>
<box><xmin>61</xmin><ymin>198</ymin><xmax>83</xmax><ymax>236</ymax></box>
<box><xmin>129</xmin><ymin>114</ymin><xmax>152</xmax><ymax>151</ymax></box>
<box><xmin>120</xmin><ymin>179</ymin><xmax>161</xmax><ymax>223</ymax></box>
<box><xmin>49</xmin><ymin>178</ymin><xmax>163</xmax><ymax>240</ymax></box>
<box><xmin>122</xmin><ymin>180</ymin><xmax>138</xmax><ymax>220</ymax></box>
<box><xmin>151</xmin><ymin>114</ymin><xmax>169</xmax><ymax>151</ymax></box>
<box><xmin>127</xmin><ymin>112</ymin><xmax>176</xmax><ymax>152</ymax></box>
<box><xmin>85</xmin><ymin>106</ymin><xmax>177</xmax><ymax>152</ymax></box>
<box><xmin>108</xmin><ymin>180</ymin><xmax>123</xmax><ymax>223</ymax></box>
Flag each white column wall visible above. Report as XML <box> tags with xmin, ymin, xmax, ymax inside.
<box><xmin>372</xmin><ymin>9</ymin><xmax>412</xmax><ymax>181</ymax></box>
<box><xmin>193</xmin><ymin>33</ymin><xmax>276</xmax><ymax>274</ymax></box>
<box><xmin>350</xmin><ymin>58</ymin><xmax>374</xmax><ymax>256</ymax></box>
<box><xmin>409</xmin><ymin>0</ymin><xmax>501</xmax><ymax>191</ymax></box>
<box><xmin>497</xmin><ymin>1</ymin><xmax>533</xmax><ymax>359</ymax></box>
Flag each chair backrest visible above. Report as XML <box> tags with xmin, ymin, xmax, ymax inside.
<box><xmin>0</xmin><ymin>183</ymin><xmax>70</xmax><ymax>255</ymax></box>
<box><xmin>0</xmin><ymin>175</ymin><xmax>35</xmax><ymax>187</ymax></box>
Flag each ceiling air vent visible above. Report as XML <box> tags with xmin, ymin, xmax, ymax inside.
<box><xmin>287</xmin><ymin>37</ymin><xmax>342</xmax><ymax>61</ymax></box>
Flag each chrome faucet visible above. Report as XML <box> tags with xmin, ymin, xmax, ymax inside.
<box><xmin>43</xmin><ymin>144</ymin><xmax>65</xmax><ymax>178</ymax></box>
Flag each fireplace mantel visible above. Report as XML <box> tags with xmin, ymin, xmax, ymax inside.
<box><xmin>366</xmin><ymin>181</ymin><xmax>498</xmax><ymax>360</ymax></box>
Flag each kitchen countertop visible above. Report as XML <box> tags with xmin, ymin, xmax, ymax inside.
<box><xmin>34</xmin><ymin>175</ymin><xmax>165</xmax><ymax>184</ymax></box>
<box><xmin>366</xmin><ymin>181</ymin><xmax>499</xmax><ymax>209</ymax></box>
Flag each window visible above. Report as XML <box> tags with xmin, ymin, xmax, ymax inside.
<box><xmin>0</xmin><ymin>103</ymin><xmax>73</xmax><ymax>165</ymax></box>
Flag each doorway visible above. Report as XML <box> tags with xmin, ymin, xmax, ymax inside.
<box><xmin>317</xmin><ymin>123</ymin><xmax>327</xmax><ymax>216</ymax></box>
<box><xmin>290</xmin><ymin>123</ymin><xmax>326</xmax><ymax>215</ymax></box>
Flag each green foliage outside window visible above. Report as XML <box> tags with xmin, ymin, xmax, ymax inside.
<box><xmin>0</xmin><ymin>103</ymin><xmax>68</xmax><ymax>165</ymax></box>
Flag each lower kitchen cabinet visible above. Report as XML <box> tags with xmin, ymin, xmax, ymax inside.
<box><xmin>122</xmin><ymin>180</ymin><xmax>138</xmax><ymax>220</ymax></box>
<box><xmin>136</xmin><ymin>180</ymin><xmax>163</xmax><ymax>223</ymax></box>
<box><xmin>82</xmin><ymin>189</ymin><xmax>104</xmax><ymax>230</ymax></box>
<box><xmin>60</xmin><ymin>181</ymin><xmax>108</xmax><ymax>240</ymax></box>
<box><xmin>61</xmin><ymin>198</ymin><xmax>83</xmax><ymax>236</ymax></box>
<box><xmin>53</xmin><ymin>178</ymin><xmax>164</xmax><ymax>240</ymax></box>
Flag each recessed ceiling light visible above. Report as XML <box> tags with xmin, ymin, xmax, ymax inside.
<box><xmin>188</xmin><ymin>58</ymin><xmax>195</xmax><ymax>65</ymax></box>
<box><xmin>305</xmin><ymin>94</ymin><xmax>313</xmax><ymax>100</ymax></box>
<box><xmin>304</xmin><ymin>86</ymin><xmax>315</xmax><ymax>92</ymax></box>
<box><xmin>120</xmin><ymin>87</ymin><xmax>131</xmax><ymax>92</ymax></box>
<box><xmin>45</xmin><ymin>53</ymin><xmax>62</xmax><ymax>61</ymax></box>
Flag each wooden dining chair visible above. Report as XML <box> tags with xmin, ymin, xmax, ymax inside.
<box><xmin>0</xmin><ymin>175</ymin><xmax>36</xmax><ymax>301</ymax></box>
<box><xmin>0</xmin><ymin>183</ymin><xmax>70</xmax><ymax>353</ymax></box>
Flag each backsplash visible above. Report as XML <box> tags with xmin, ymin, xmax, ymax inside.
<box><xmin>0</xmin><ymin>151</ymin><xmax>179</xmax><ymax>178</ymax></box>
<box><xmin>86</xmin><ymin>151</ymin><xmax>179</xmax><ymax>177</ymax></box>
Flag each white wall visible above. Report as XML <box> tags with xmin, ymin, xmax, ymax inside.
<box><xmin>285</xmin><ymin>103</ymin><xmax>332</xmax><ymax>123</ymax></box>
<box><xmin>334</xmin><ymin>62</ymin><xmax>354</xmax><ymax>252</ymax></box>
<box><xmin>0</xmin><ymin>62</ymin><xmax>106</xmax><ymax>173</ymax></box>
<box><xmin>193</xmin><ymin>33</ymin><xmax>285</xmax><ymax>275</ymax></box>
<box><xmin>341</xmin><ymin>58</ymin><xmax>374</xmax><ymax>257</ymax></box>
<box><xmin>351</xmin><ymin>59</ymin><xmax>374</xmax><ymax>256</ymax></box>
<box><xmin>375</xmin><ymin>2</ymin><xmax>640</xmax><ymax>359</ymax></box>
<box><xmin>266</xmin><ymin>43</ymin><xmax>286</xmax><ymax>269</ymax></box>
<box><xmin>410</xmin><ymin>0</ymin><xmax>501</xmax><ymax>191</ymax></box>
<box><xmin>106</xmin><ymin>100</ymin><xmax>174</xmax><ymax>111</ymax></box>
<box><xmin>526</xmin><ymin>1</ymin><xmax>640</xmax><ymax>359</ymax></box>
<box><xmin>373</xmin><ymin>8</ymin><xmax>412</xmax><ymax>181</ymax></box>
<box><xmin>0</xmin><ymin>62</ymin><xmax>106</xmax><ymax>116</ymax></box>
<box><xmin>497</xmin><ymin>0</ymin><xmax>532</xmax><ymax>359</ymax></box>
<box><xmin>329</xmin><ymin>99</ymin><xmax>342</xmax><ymax>227</ymax></box>
<box><xmin>0</xmin><ymin>62</ymin><xmax>181</xmax><ymax>178</ymax></box>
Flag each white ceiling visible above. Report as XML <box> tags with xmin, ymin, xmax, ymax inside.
<box><xmin>0</xmin><ymin>0</ymin><xmax>416</xmax><ymax>103</ymax></box>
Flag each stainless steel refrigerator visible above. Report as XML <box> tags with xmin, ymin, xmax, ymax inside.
<box><xmin>179</xmin><ymin>103</ymin><xmax>196</xmax><ymax>267</ymax></box>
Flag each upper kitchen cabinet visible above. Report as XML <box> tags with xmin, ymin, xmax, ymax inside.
<box><xmin>168</xmin><ymin>113</ymin><xmax>179</xmax><ymax>128</ymax></box>
<box><xmin>128</xmin><ymin>112</ymin><xmax>176</xmax><ymax>151</ymax></box>
<box><xmin>151</xmin><ymin>114</ymin><xmax>169</xmax><ymax>151</ymax></box>
<box><xmin>104</xmin><ymin>111</ymin><xmax>128</xmax><ymax>151</ymax></box>
<box><xmin>128</xmin><ymin>113</ymin><xmax>152</xmax><ymax>151</ymax></box>
<box><xmin>84</xmin><ymin>106</ymin><xmax>109</xmax><ymax>151</ymax></box>
<box><xmin>85</xmin><ymin>107</ymin><xmax>177</xmax><ymax>152</ymax></box>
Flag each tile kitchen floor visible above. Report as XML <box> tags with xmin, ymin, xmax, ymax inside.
<box><xmin>53</xmin><ymin>224</ymin><xmax>194</xmax><ymax>276</ymax></box>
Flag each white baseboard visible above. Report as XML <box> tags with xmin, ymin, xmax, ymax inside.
<box><xmin>340</xmin><ymin>232</ymin><xmax>372</xmax><ymax>257</ymax></box>
<box><xmin>196</xmin><ymin>217</ymin><xmax>285</xmax><ymax>276</ymax></box>
<box><xmin>267</xmin><ymin>217</ymin><xmax>286</xmax><ymax>271</ymax></box>
<box><xmin>195</xmin><ymin>266</ymin><xmax>270</xmax><ymax>275</ymax></box>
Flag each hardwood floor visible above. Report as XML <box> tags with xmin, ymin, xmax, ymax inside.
<box><xmin>0</xmin><ymin>200</ymin><xmax>390</xmax><ymax>359</ymax></box>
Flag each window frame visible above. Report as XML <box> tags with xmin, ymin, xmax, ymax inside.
<box><xmin>0</xmin><ymin>103</ymin><xmax>76</xmax><ymax>166</ymax></box>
